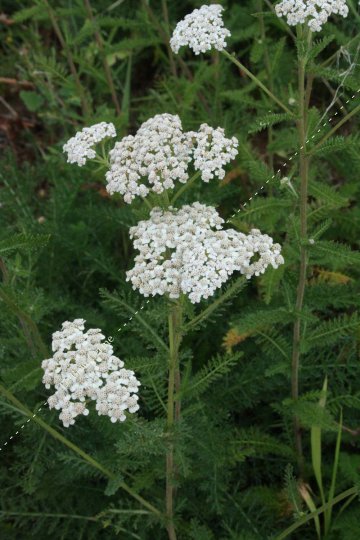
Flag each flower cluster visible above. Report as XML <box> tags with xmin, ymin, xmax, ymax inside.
<box><xmin>275</xmin><ymin>0</ymin><xmax>348</xmax><ymax>31</ymax></box>
<box><xmin>63</xmin><ymin>122</ymin><xmax>116</xmax><ymax>166</ymax></box>
<box><xmin>126</xmin><ymin>203</ymin><xmax>284</xmax><ymax>303</ymax></box>
<box><xmin>105</xmin><ymin>113</ymin><xmax>238</xmax><ymax>203</ymax></box>
<box><xmin>42</xmin><ymin>319</ymin><xmax>140</xmax><ymax>427</ymax></box>
<box><xmin>189</xmin><ymin>124</ymin><xmax>238</xmax><ymax>182</ymax></box>
<box><xmin>170</xmin><ymin>4</ymin><xmax>230</xmax><ymax>55</ymax></box>
<box><xmin>105</xmin><ymin>114</ymin><xmax>193</xmax><ymax>203</ymax></box>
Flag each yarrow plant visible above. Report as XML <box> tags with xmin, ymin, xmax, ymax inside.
<box><xmin>62</xmin><ymin>121</ymin><xmax>116</xmax><ymax>166</ymax></box>
<box><xmin>126</xmin><ymin>203</ymin><xmax>284</xmax><ymax>303</ymax></box>
<box><xmin>54</xmin><ymin>69</ymin><xmax>285</xmax><ymax>536</ymax></box>
<box><xmin>0</xmin><ymin>1</ymin><xmax>358</xmax><ymax>539</ymax></box>
<box><xmin>169</xmin><ymin>4</ymin><xmax>230</xmax><ymax>55</ymax></box>
<box><xmin>42</xmin><ymin>319</ymin><xmax>140</xmax><ymax>427</ymax></box>
<box><xmin>275</xmin><ymin>0</ymin><xmax>349</xmax><ymax>31</ymax></box>
<box><xmin>26</xmin><ymin>0</ymin><xmax>360</xmax><ymax>537</ymax></box>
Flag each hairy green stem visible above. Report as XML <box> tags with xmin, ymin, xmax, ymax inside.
<box><xmin>166</xmin><ymin>301</ymin><xmax>183</xmax><ymax>540</ymax></box>
<box><xmin>221</xmin><ymin>49</ymin><xmax>292</xmax><ymax>115</ymax></box>
<box><xmin>291</xmin><ymin>27</ymin><xmax>311</xmax><ymax>476</ymax></box>
<box><xmin>0</xmin><ymin>383</ymin><xmax>162</xmax><ymax>518</ymax></box>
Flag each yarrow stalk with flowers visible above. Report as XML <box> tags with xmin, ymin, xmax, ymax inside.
<box><xmin>58</xmin><ymin>92</ymin><xmax>284</xmax><ymax>537</ymax></box>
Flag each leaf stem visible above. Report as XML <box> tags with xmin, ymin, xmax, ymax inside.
<box><xmin>221</xmin><ymin>49</ymin><xmax>293</xmax><ymax>115</ymax></box>
<box><xmin>165</xmin><ymin>300</ymin><xmax>183</xmax><ymax>540</ymax></box>
<box><xmin>0</xmin><ymin>383</ymin><xmax>162</xmax><ymax>518</ymax></box>
<box><xmin>291</xmin><ymin>26</ymin><xmax>312</xmax><ymax>476</ymax></box>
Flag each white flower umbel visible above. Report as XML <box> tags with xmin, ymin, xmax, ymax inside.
<box><xmin>105</xmin><ymin>115</ymin><xmax>239</xmax><ymax>203</ymax></box>
<box><xmin>275</xmin><ymin>0</ymin><xmax>348</xmax><ymax>31</ymax></box>
<box><xmin>126</xmin><ymin>203</ymin><xmax>284</xmax><ymax>303</ymax></box>
<box><xmin>105</xmin><ymin>114</ymin><xmax>193</xmax><ymax>203</ymax></box>
<box><xmin>42</xmin><ymin>319</ymin><xmax>140</xmax><ymax>427</ymax></box>
<box><xmin>189</xmin><ymin>124</ymin><xmax>238</xmax><ymax>182</ymax></box>
<box><xmin>63</xmin><ymin>122</ymin><xmax>116</xmax><ymax>166</ymax></box>
<box><xmin>170</xmin><ymin>4</ymin><xmax>230</xmax><ymax>55</ymax></box>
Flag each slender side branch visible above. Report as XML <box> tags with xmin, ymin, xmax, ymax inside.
<box><xmin>221</xmin><ymin>49</ymin><xmax>293</xmax><ymax>115</ymax></box>
<box><xmin>165</xmin><ymin>301</ymin><xmax>183</xmax><ymax>540</ymax></box>
<box><xmin>184</xmin><ymin>276</ymin><xmax>247</xmax><ymax>332</ymax></box>
<box><xmin>170</xmin><ymin>171</ymin><xmax>201</xmax><ymax>205</ymax></box>
<box><xmin>291</xmin><ymin>28</ymin><xmax>312</xmax><ymax>475</ymax></box>
<box><xmin>0</xmin><ymin>382</ymin><xmax>162</xmax><ymax>518</ymax></box>
<box><xmin>275</xmin><ymin>487</ymin><xmax>358</xmax><ymax>540</ymax></box>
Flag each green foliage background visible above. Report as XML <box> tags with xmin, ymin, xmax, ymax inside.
<box><xmin>0</xmin><ymin>1</ymin><xmax>360</xmax><ymax>538</ymax></box>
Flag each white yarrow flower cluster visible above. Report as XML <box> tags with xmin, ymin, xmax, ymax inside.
<box><xmin>105</xmin><ymin>114</ymin><xmax>193</xmax><ymax>203</ymax></box>
<box><xmin>189</xmin><ymin>124</ymin><xmax>238</xmax><ymax>182</ymax></box>
<box><xmin>126</xmin><ymin>203</ymin><xmax>284</xmax><ymax>303</ymax></box>
<box><xmin>170</xmin><ymin>4</ymin><xmax>230</xmax><ymax>55</ymax></box>
<box><xmin>105</xmin><ymin>113</ymin><xmax>238</xmax><ymax>203</ymax></box>
<box><xmin>63</xmin><ymin>122</ymin><xmax>116</xmax><ymax>166</ymax></box>
<box><xmin>42</xmin><ymin>319</ymin><xmax>140</xmax><ymax>427</ymax></box>
<box><xmin>275</xmin><ymin>0</ymin><xmax>349</xmax><ymax>31</ymax></box>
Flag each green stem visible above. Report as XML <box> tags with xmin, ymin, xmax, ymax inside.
<box><xmin>0</xmin><ymin>383</ymin><xmax>162</xmax><ymax>518</ymax></box>
<box><xmin>221</xmin><ymin>49</ymin><xmax>292</xmax><ymax>115</ymax></box>
<box><xmin>309</xmin><ymin>100</ymin><xmax>360</xmax><ymax>156</ymax></box>
<box><xmin>275</xmin><ymin>487</ymin><xmax>357</xmax><ymax>540</ymax></box>
<box><xmin>291</xmin><ymin>26</ymin><xmax>311</xmax><ymax>476</ymax></box>
<box><xmin>170</xmin><ymin>171</ymin><xmax>201</xmax><ymax>205</ymax></box>
<box><xmin>165</xmin><ymin>301</ymin><xmax>183</xmax><ymax>540</ymax></box>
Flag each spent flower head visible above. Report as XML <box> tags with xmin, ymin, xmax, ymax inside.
<box><xmin>275</xmin><ymin>0</ymin><xmax>349</xmax><ymax>31</ymax></box>
<box><xmin>63</xmin><ymin>122</ymin><xmax>116</xmax><ymax>166</ymax></box>
<box><xmin>126</xmin><ymin>203</ymin><xmax>284</xmax><ymax>303</ymax></box>
<box><xmin>42</xmin><ymin>319</ymin><xmax>140</xmax><ymax>427</ymax></box>
<box><xmin>170</xmin><ymin>4</ymin><xmax>231</xmax><ymax>55</ymax></box>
